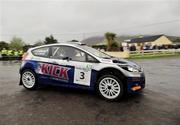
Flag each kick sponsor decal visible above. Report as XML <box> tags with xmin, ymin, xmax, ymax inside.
<box><xmin>38</xmin><ymin>63</ymin><xmax>70</xmax><ymax>81</ymax></box>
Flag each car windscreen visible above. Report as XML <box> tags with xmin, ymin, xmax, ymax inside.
<box><xmin>79</xmin><ymin>45</ymin><xmax>111</xmax><ymax>59</ymax></box>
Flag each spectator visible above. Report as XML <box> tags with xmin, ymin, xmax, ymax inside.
<box><xmin>1</xmin><ymin>48</ymin><xmax>8</xmax><ymax>56</ymax></box>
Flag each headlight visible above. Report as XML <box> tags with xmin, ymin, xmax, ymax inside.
<box><xmin>127</xmin><ymin>66</ymin><xmax>139</xmax><ymax>72</ymax></box>
<box><xmin>120</xmin><ymin>65</ymin><xmax>140</xmax><ymax>72</ymax></box>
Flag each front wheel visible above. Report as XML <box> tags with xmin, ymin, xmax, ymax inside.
<box><xmin>97</xmin><ymin>75</ymin><xmax>124</xmax><ymax>101</ymax></box>
<box><xmin>21</xmin><ymin>70</ymin><xmax>38</xmax><ymax>90</ymax></box>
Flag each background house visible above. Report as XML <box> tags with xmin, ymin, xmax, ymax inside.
<box><xmin>123</xmin><ymin>35</ymin><xmax>173</xmax><ymax>50</ymax></box>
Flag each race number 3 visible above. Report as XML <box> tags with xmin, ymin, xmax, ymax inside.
<box><xmin>74</xmin><ymin>68</ymin><xmax>91</xmax><ymax>86</ymax></box>
<box><xmin>80</xmin><ymin>72</ymin><xmax>85</xmax><ymax>79</ymax></box>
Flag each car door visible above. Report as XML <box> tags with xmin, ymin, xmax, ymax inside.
<box><xmin>45</xmin><ymin>45</ymin><xmax>75</xmax><ymax>86</ymax></box>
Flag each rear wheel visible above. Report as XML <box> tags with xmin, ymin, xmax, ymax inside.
<box><xmin>97</xmin><ymin>75</ymin><xmax>124</xmax><ymax>101</ymax></box>
<box><xmin>21</xmin><ymin>70</ymin><xmax>38</xmax><ymax>90</ymax></box>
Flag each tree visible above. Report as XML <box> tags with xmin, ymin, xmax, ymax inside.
<box><xmin>9</xmin><ymin>37</ymin><xmax>25</xmax><ymax>50</ymax></box>
<box><xmin>173</xmin><ymin>39</ymin><xmax>180</xmax><ymax>43</ymax></box>
<box><xmin>23</xmin><ymin>44</ymin><xmax>34</xmax><ymax>52</ymax></box>
<box><xmin>44</xmin><ymin>35</ymin><xmax>58</xmax><ymax>44</ymax></box>
<box><xmin>105</xmin><ymin>32</ymin><xmax>116</xmax><ymax>51</ymax></box>
<box><xmin>34</xmin><ymin>40</ymin><xmax>44</xmax><ymax>46</ymax></box>
<box><xmin>0</xmin><ymin>41</ymin><xmax>9</xmax><ymax>50</ymax></box>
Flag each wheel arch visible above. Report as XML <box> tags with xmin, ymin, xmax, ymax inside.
<box><xmin>20</xmin><ymin>61</ymin><xmax>37</xmax><ymax>75</ymax></box>
<box><xmin>95</xmin><ymin>67</ymin><xmax>127</xmax><ymax>90</ymax></box>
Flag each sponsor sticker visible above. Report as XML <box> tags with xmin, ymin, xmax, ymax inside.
<box><xmin>38</xmin><ymin>63</ymin><xmax>70</xmax><ymax>81</ymax></box>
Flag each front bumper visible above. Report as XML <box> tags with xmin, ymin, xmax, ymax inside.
<box><xmin>127</xmin><ymin>73</ymin><xmax>145</xmax><ymax>93</ymax></box>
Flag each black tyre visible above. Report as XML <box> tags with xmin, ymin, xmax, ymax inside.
<box><xmin>21</xmin><ymin>69</ymin><xmax>38</xmax><ymax>90</ymax></box>
<box><xmin>97</xmin><ymin>74</ymin><xmax>124</xmax><ymax>101</ymax></box>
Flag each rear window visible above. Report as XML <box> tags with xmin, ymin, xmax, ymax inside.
<box><xmin>32</xmin><ymin>47</ymin><xmax>49</xmax><ymax>57</ymax></box>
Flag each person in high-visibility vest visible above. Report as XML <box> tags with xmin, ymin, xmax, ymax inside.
<box><xmin>7</xmin><ymin>50</ymin><xmax>13</xmax><ymax>56</ymax></box>
<box><xmin>1</xmin><ymin>48</ymin><xmax>8</xmax><ymax>56</ymax></box>
<box><xmin>14</xmin><ymin>50</ymin><xmax>19</xmax><ymax>56</ymax></box>
<box><xmin>19</xmin><ymin>50</ymin><xmax>24</xmax><ymax>56</ymax></box>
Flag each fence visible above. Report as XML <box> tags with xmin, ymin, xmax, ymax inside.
<box><xmin>0</xmin><ymin>55</ymin><xmax>22</xmax><ymax>60</ymax></box>
<box><xmin>129</xmin><ymin>49</ymin><xmax>180</xmax><ymax>58</ymax></box>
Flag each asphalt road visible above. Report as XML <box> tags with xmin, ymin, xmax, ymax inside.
<box><xmin>0</xmin><ymin>57</ymin><xmax>180</xmax><ymax>125</ymax></box>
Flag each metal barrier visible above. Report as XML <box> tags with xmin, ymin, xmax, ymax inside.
<box><xmin>0</xmin><ymin>55</ymin><xmax>22</xmax><ymax>60</ymax></box>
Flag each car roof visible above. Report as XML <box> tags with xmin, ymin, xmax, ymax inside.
<box><xmin>29</xmin><ymin>42</ymin><xmax>85</xmax><ymax>51</ymax></box>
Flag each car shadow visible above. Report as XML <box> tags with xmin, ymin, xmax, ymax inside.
<box><xmin>22</xmin><ymin>84</ymin><xmax>145</xmax><ymax>103</ymax></box>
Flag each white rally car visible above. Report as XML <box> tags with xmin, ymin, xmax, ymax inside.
<box><xmin>19</xmin><ymin>42</ymin><xmax>145</xmax><ymax>101</ymax></box>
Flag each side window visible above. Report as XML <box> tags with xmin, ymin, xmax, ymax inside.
<box><xmin>51</xmin><ymin>46</ymin><xmax>86</xmax><ymax>62</ymax></box>
<box><xmin>87</xmin><ymin>54</ymin><xmax>98</xmax><ymax>63</ymax></box>
<box><xmin>51</xmin><ymin>46</ymin><xmax>65</xmax><ymax>59</ymax></box>
<box><xmin>32</xmin><ymin>47</ymin><xmax>49</xmax><ymax>57</ymax></box>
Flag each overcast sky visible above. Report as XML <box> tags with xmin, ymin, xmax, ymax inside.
<box><xmin>0</xmin><ymin>0</ymin><xmax>180</xmax><ymax>44</ymax></box>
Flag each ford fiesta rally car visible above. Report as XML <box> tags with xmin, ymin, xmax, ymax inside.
<box><xmin>19</xmin><ymin>42</ymin><xmax>145</xmax><ymax>101</ymax></box>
